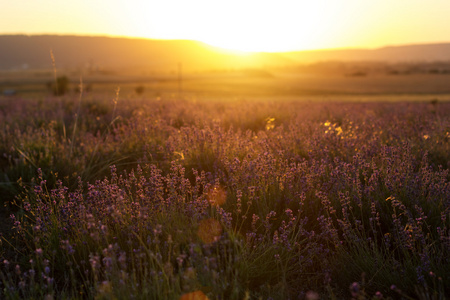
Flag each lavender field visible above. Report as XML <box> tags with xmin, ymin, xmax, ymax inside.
<box><xmin>0</xmin><ymin>93</ymin><xmax>449</xmax><ymax>299</ymax></box>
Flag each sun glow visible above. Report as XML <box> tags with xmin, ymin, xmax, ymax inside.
<box><xmin>1</xmin><ymin>0</ymin><xmax>450</xmax><ymax>53</ymax></box>
<box><xmin>200</xmin><ymin>1</ymin><xmax>345</xmax><ymax>52</ymax></box>
<box><xmin>133</xmin><ymin>0</ymin><xmax>348</xmax><ymax>52</ymax></box>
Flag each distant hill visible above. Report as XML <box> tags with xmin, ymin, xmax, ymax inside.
<box><xmin>0</xmin><ymin>35</ymin><xmax>293</xmax><ymax>71</ymax></box>
<box><xmin>285</xmin><ymin>43</ymin><xmax>450</xmax><ymax>63</ymax></box>
<box><xmin>1</xmin><ymin>35</ymin><xmax>449</xmax><ymax>72</ymax></box>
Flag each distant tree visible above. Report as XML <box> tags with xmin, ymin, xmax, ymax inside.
<box><xmin>52</xmin><ymin>76</ymin><xmax>70</xmax><ymax>96</ymax></box>
<box><xmin>135</xmin><ymin>85</ymin><xmax>145</xmax><ymax>95</ymax></box>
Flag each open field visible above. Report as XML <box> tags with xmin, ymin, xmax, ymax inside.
<box><xmin>2</xmin><ymin>66</ymin><xmax>450</xmax><ymax>99</ymax></box>
<box><xmin>0</xmin><ymin>77</ymin><xmax>449</xmax><ymax>299</ymax></box>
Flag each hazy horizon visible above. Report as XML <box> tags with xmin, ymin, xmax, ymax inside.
<box><xmin>3</xmin><ymin>32</ymin><xmax>450</xmax><ymax>54</ymax></box>
<box><xmin>3</xmin><ymin>35</ymin><xmax>450</xmax><ymax>74</ymax></box>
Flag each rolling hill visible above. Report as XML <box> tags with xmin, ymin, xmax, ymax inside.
<box><xmin>1</xmin><ymin>35</ymin><xmax>449</xmax><ymax>72</ymax></box>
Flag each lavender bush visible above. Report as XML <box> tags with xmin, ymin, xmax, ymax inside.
<box><xmin>0</xmin><ymin>93</ymin><xmax>449</xmax><ymax>299</ymax></box>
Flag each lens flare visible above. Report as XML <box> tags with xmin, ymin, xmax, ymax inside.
<box><xmin>180</xmin><ymin>290</ymin><xmax>209</xmax><ymax>300</ymax></box>
<box><xmin>197</xmin><ymin>218</ymin><xmax>222</xmax><ymax>244</ymax></box>
<box><xmin>207</xmin><ymin>186</ymin><xmax>226</xmax><ymax>206</ymax></box>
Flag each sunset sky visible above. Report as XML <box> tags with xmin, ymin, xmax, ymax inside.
<box><xmin>1</xmin><ymin>0</ymin><xmax>449</xmax><ymax>52</ymax></box>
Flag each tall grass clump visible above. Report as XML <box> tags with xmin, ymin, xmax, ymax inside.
<box><xmin>0</xmin><ymin>95</ymin><xmax>449</xmax><ymax>299</ymax></box>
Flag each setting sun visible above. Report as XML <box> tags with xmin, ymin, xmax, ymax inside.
<box><xmin>1</xmin><ymin>0</ymin><xmax>450</xmax><ymax>52</ymax></box>
<box><xmin>133</xmin><ymin>0</ymin><xmax>346</xmax><ymax>52</ymax></box>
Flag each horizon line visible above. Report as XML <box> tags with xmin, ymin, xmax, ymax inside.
<box><xmin>2</xmin><ymin>32</ymin><xmax>450</xmax><ymax>54</ymax></box>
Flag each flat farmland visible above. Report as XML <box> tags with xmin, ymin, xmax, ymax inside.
<box><xmin>2</xmin><ymin>68</ymin><xmax>450</xmax><ymax>100</ymax></box>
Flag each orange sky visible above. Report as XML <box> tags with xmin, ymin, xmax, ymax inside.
<box><xmin>1</xmin><ymin>0</ymin><xmax>449</xmax><ymax>52</ymax></box>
